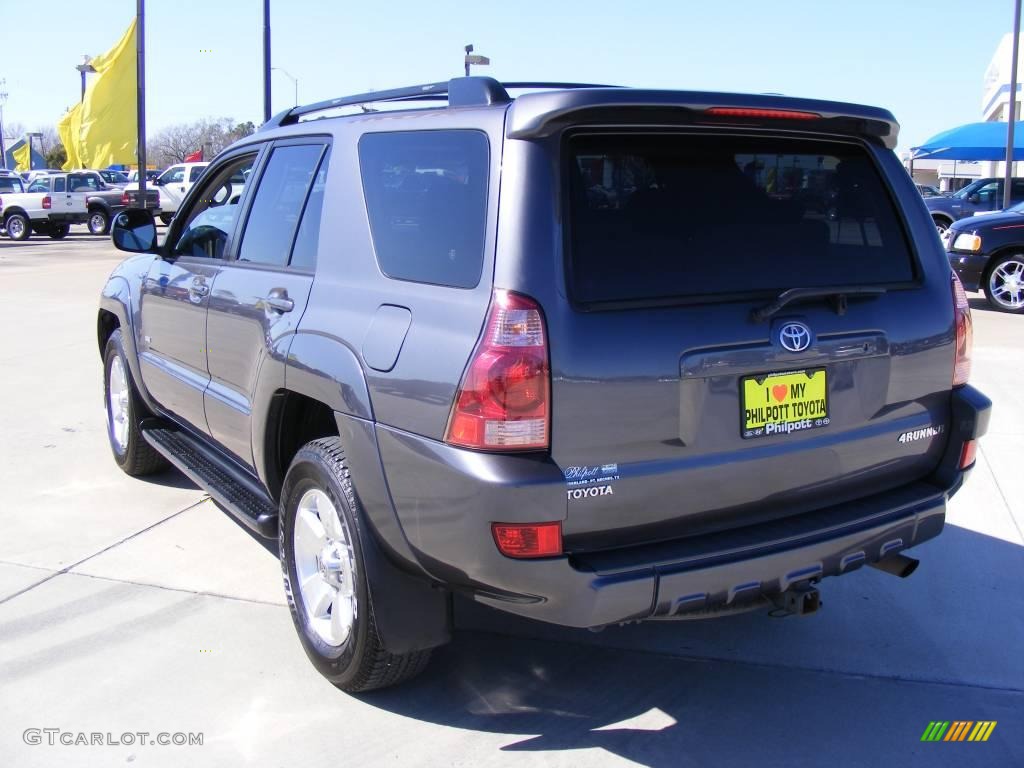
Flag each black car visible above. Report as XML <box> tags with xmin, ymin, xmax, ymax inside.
<box><xmin>946</xmin><ymin>207</ymin><xmax>1024</xmax><ymax>312</ymax></box>
<box><xmin>98</xmin><ymin>77</ymin><xmax>990</xmax><ymax>691</ymax></box>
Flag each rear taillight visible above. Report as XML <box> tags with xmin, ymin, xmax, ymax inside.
<box><xmin>445</xmin><ymin>290</ymin><xmax>550</xmax><ymax>451</ymax></box>
<box><xmin>959</xmin><ymin>440</ymin><xmax>978</xmax><ymax>469</ymax></box>
<box><xmin>42</xmin><ymin>196</ymin><xmax>51</xmax><ymax>210</ymax></box>
<box><xmin>704</xmin><ymin>106</ymin><xmax>820</xmax><ymax>121</ymax></box>
<box><xmin>952</xmin><ymin>273</ymin><xmax>972</xmax><ymax>386</ymax></box>
<box><xmin>492</xmin><ymin>522</ymin><xmax>562</xmax><ymax>558</ymax></box>
<box><xmin>121</xmin><ymin>191</ymin><xmax>130</xmax><ymax>206</ymax></box>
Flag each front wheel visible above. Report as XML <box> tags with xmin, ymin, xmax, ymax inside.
<box><xmin>984</xmin><ymin>254</ymin><xmax>1024</xmax><ymax>313</ymax></box>
<box><xmin>48</xmin><ymin>224</ymin><xmax>70</xmax><ymax>239</ymax></box>
<box><xmin>280</xmin><ymin>437</ymin><xmax>432</xmax><ymax>692</ymax></box>
<box><xmin>103</xmin><ymin>329</ymin><xmax>168</xmax><ymax>475</ymax></box>
<box><xmin>933</xmin><ymin>217</ymin><xmax>950</xmax><ymax>235</ymax></box>
<box><xmin>88</xmin><ymin>209</ymin><xmax>110</xmax><ymax>235</ymax></box>
<box><xmin>5</xmin><ymin>212</ymin><xmax>29</xmax><ymax>241</ymax></box>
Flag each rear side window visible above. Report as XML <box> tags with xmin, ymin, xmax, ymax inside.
<box><xmin>568</xmin><ymin>134</ymin><xmax>916</xmax><ymax>306</ymax></box>
<box><xmin>289</xmin><ymin>148</ymin><xmax>331</xmax><ymax>271</ymax></box>
<box><xmin>189</xmin><ymin>166</ymin><xmax>205</xmax><ymax>182</ymax></box>
<box><xmin>238</xmin><ymin>144</ymin><xmax>325</xmax><ymax>267</ymax></box>
<box><xmin>359</xmin><ymin>130</ymin><xmax>489</xmax><ymax>288</ymax></box>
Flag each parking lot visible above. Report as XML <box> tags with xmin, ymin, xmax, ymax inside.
<box><xmin>0</xmin><ymin>233</ymin><xmax>1021</xmax><ymax>767</ymax></box>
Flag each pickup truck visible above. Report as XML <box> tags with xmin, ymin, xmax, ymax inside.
<box><xmin>121</xmin><ymin>162</ymin><xmax>207</xmax><ymax>224</ymax></box>
<box><xmin>27</xmin><ymin>170</ymin><xmax>126</xmax><ymax>235</ymax></box>
<box><xmin>2</xmin><ymin>172</ymin><xmax>89</xmax><ymax>240</ymax></box>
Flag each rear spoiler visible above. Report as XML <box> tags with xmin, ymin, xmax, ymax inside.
<box><xmin>505</xmin><ymin>89</ymin><xmax>899</xmax><ymax>149</ymax></box>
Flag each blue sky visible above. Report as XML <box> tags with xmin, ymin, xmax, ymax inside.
<box><xmin>0</xmin><ymin>0</ymin><xmax>1016</xmax><ymax>155</ymax></box>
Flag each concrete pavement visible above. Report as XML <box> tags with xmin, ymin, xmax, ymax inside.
<box><xmin>0</xmin><ymin>234</ymin><xmax>1021</xmax><ymax>767</ymax></box>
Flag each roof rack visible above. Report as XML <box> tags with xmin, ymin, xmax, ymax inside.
<box><xmin>261</xmin><ymin>77</ymin><xmax>620</xmax><ymax>130</ymax></box>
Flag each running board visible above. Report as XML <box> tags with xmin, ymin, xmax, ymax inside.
<box><xmin>141</xmin><ymin>422</ymin><xmax>278</xmax><ymax>538</ymax></box>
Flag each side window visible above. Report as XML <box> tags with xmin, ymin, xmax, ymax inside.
<box><xmin>358</xmin><ymin>130</ymin><xmax>489</xmax><ymax>288</ymax></box>
<box><xmin>69</xmin><ymin>174</ymin><xmax>99</xmax><ymax>192</ymax></box>
<box><xmin>189</xmin><ymin>166</ymin><xmax>205</xmax><ymax>183</ymax></box>
<box><xmin>171</xmin><ymin>154</ymin><xmax>257</xmax><ymax>260</ymax></box>
<box><xmin>54</xmin><ymin>177</ymin><xmax>65</xmax><ymax>193</ymax></box>
<box><xmin>28</xmin><ymin>179</ymin><xmax>49</xmax><ymax>193</ymax></box>
<box><xmin>237</xmin><ymin>144</ymin><xmax>324</xmax><ymax>267</ymax></box>
<box><xmin>975</xmin><ymin>182</ymin><xmax>999</xmax><ymax>204</ymax></box>
<box><xmin>289</xmin><ymin>148</ymin><xmax>331</xmax><ymax>271</ymax></box>
<box><xmin>161</xmin><ymin>167</ymin><xmax>185</xmax><ymax>185</ymax></box>
<box><xmin>1012</xmin><ymin>180</ymin><xmax>1024</xmax><ymax>199</ymax></box>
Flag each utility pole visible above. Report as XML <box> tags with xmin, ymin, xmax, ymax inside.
<box><xmin>137</xmin><ymin>0</ymin><xmax>148</xmax><ymax>202</ymax></box>
<box><xmin>0</xmin><ymin>79</ymin><xmax>7</xmax><ymax>168</ymax></box>
<box><xmin>263</xmin><ymin>0</ymin><xmax>271</xmax><ymax>122</ymax></box>
<box><xmin>1005</xmin><ymin>0</ymin><xmax>1022</xmax><ymax>209</ymax></box>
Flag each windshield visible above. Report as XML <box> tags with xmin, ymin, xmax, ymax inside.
<box><xmin>952</xmin><ymin>179</ymin><xmax>992</xmax><ymax>200</ymax></box>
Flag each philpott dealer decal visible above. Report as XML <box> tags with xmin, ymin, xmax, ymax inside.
<box><xmin>564</xmin><ymin>464</ymin><xmax>619</xmax><ymax>501</ymax></box>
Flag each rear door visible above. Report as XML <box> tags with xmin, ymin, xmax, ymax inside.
<box><xmin>532</xmin><ymin>130</ymin><xmax>954</xmax><ymax>550</ymax></box>
<box><xmin>203</xmin><ymin>140</ymin><xmax>329</xmax><ymax>467</ymax></box>
<box><xmin>157</xmin><ymin>165</ymin><xmax>187</xmax><ymax>212</ymax></box>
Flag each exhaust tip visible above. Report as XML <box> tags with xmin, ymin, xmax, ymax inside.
<box><xmin>869</xmin><ymin>553</ymin><xmax>919</xmax><ymax>579</ymax></box>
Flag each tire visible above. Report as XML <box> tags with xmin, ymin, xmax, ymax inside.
<box><xmin>280</xmin><ymin>437</ymin><xmax>432</xmax><ymax>692</ymax></box>
<box><xmin>48</xmin><ymin>224</ymin><xmax>70</xmax><ymax>239</ymax></box>
<box><xmin>5</xmin><ymin>212</ymin><xmax>29</xmax><ymax>241</ymax></box>
<box><xmin>983</xmin><ymin>254</ymin><xmax>1024</xmax><ymax>313</ymax></box>
<box><xmin>102</xmin><ymin>329</ymin><xmax>168</xmax><ymax>475</ymax></box>
<box><xmin>88</xmin><ymin>209</ymin><xmax>110</xmax><ymax>235</ymax></box>
<box><xmin>933</xmin><ymin>217</ymin><xmax>951</xmax><ymax>234</ymax></box>
<box><xmin>159</xmin><ymin>213</ymin><xmax>174</xmax><ymax>226</ymax></box>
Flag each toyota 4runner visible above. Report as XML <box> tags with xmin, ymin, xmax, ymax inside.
<box><xmin>99</xmin><ymin>78</ymin><xmax>991</xmax><ymax>692</ymax></box>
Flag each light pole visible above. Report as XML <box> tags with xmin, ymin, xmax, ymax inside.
<box><xmin>1005</xmin><ymin>0</ymin><xmax>1022</xmax><ymax>209</ymax></box>
<box><xmin>75</xmin><ymin>55</ymin><xmax>95</xmax><ymax>102</ymax></box>
<box><xmin>0</xmin><ymin>79</ymin><xmax>7</xmax><ymax>168</ymax></box>
<box><xmin>272</xmin><ymin>67</ymin><xmax>298</xmax><ymax>106</ymax></box>
<box><xmin>26</xmin><ymin>131</ymin><xmax>43</xmax><ymax>171</ymax></box>
<box><xmin>464</xmin><ymin>44</ymin><xmax>490</xmax><ymax>77</ymax></box>
<box><xmin>263</xmin><ymin>0</ymin><xmax>271</xmax><ymax>122</ymax></box>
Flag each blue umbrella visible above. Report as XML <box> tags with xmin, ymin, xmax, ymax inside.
<box><xmin>912</xmin><ymin>121</ymin><xmax>1024</xmax><ymax>160</ymax></box>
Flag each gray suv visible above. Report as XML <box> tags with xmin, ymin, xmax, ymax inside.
<box><xmin>99</xmin><ymin>78</ymin><xmax>991</xmax><ymax>692</ymax></box>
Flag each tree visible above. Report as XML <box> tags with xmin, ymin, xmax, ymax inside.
<box><xmin>45</xmin><ymin>145</ymin><xmax>67</xmax><ymax>169</ymax></box>
<box><xmin>148</xmin><ymin>118</ymin><xmax>257</xmax><ymax>168</ymax></box>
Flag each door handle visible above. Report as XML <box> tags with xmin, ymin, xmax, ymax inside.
<box><xmin>189</xmin><ymin>279</ymin><xmax>209</xmax><ymax>298</ymax></box>
<box><xmin>263</xmin><ymin>294</ymin><xmax>294</xmax><ymax>313</ymax></box>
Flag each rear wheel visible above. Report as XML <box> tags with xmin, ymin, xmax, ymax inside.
<box><xmin>88</xmin><ymin>209</ymin><xmax>110</xmax><ymax>235</ymax></box>
<box><xmin>103</xmin><ymin>329</ymin><xmax>168</xmax><ymax>475</ymax></box>
<box><xmin>280</xmin><ymin>437</ymin><xmax>432</xmax><ymax>692</ymax></box>
<box><xmin>48</xmin><ymin>224</ymin><xmax>70</xmax><ymax>239</ymax></box>
<box><xmin>984</xmin><ymin>254</ymin><xmax>1024</xmax><ymax>313</ymax></box>
<box><xmin>5</xmin><ymin>213</ymin><xmax>29</xmax><ymax>241</ymax></box>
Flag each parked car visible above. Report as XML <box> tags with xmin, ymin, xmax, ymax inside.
<box><xmin>915</xmin><ymin>183</ymin><xmax>944</xmax><ymax>198</ymax></box>
<box><xmin>127</xmin><ymin>169</ymin><xmax>160</xmax><ymax>183</ymax></box>
<box><xmin>3</xmin><ymin>172</ymin><xmax>89</xmax><ymax>239</ymax></box>
<box><xmin>944</xmin><ymin>203</ymin><xmax>1024</xmax><ymax>312</ymax></box>
<box><xmin>96</xmin><ymin>169</ymin><xmax>129</xmax><ymax>186</ymax></box>
<box><xmin>99</xmin><ymin>78</ymin><xmax>991</xmax><ymax>692</ymax></box>
<box><xmin>926</xmin><ymin>177</ymin><xmax>1024</xmax><ymax>232</ymax></box>
<box><xmin>28</xmin><ymin>170</ymin><xmax>125</xmax><ymax>234</ymax></box>
<box><xmin>0</xmin><ymin>168</ymin><xmax>26</xmax><ymax>193</ymax></box>
<box><xmin>121</xmin><ymin>162</ymin><xmax>208</xmax><ymax>225</ymax></box>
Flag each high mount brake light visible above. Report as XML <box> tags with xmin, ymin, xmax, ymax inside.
<box><xmin>952</xmin><ymin>273</ymin><xmax>972</xmax><ymax>386</ymax></box>
<box><xmin>704</xmin><ymin>107</ymin><xmax>821</xmax><ymax>121</ymax></box>
<box><xmin>445</xmin><ymin>290</ymin><xmax>550</xmax><ymax>451</ymax></box>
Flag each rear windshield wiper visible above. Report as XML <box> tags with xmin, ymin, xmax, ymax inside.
<box><xmin>751</xmin><ymin>286</ymin><xmax>887</xmax><ymax>323</ymax></box>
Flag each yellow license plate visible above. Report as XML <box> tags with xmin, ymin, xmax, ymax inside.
<box><xmin>741</xmin><ymin>369</ymin><xmax>829</xmax><ymax>439</ymax></box>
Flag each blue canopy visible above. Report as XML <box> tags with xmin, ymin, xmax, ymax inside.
<box><xmin>912</xmin><ymin>121</ymin><xmax>1024</xmax><ymax>160</ymax></box>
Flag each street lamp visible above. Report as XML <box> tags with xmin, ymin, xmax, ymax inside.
<box><xmin>0</xmin><ymin>79</ymin><xmax>7</xmax><ymax>168</ymax></box>
<box><xmin>272</xmin><ymin>67</ymin><xmax>298</xmax><ymax>106</ymax></box>
<box><xmin>26</xmin><ymin>131</ymin><xmax>43</xmax><ymax>171</ymax></box>
<box><xmin>464</xmin><ymin>44</ymin><xmax>490</xmax><ymax>77</ymax></box>
<box><xmin>75</xmin><ymin>55</ymin><xmax>96</xmax><ymax>102</ymax></box>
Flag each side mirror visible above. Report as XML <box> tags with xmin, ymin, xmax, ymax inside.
<box><xmin>968</xmin><ymin>193</ymin><xmax>981</xmax><ymax>204</ymax></box>
<box><xmin>112</xmin><ymin>208</ymin><xmax>158</xmax><ymax>253</ymax></box>
<box><xmin>153</xmin><ymin>177</ymin><xmax>163</xmax><ymax>186</ymax></box>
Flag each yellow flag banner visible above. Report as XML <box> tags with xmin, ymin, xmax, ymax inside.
<box><xmin>58</xmin><ymin>103</ymin><xmax>83</xmax><ymax>170</ymax></box>
<box><xmin>11</xmin><ymin>142</ymin><xmax>31</xmax><ymax>171</ymax></box>
<box><xmin>78</xmin><ymin>19</ymin><xmax>137</xmax><ymax>168</ymax></box>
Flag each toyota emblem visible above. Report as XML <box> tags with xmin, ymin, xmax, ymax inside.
<box><xmin>779</xmin><ymin>322</ymin><xmax>812</xmax><ymax>353</ymax></box>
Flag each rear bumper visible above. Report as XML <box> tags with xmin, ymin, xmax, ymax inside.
<box><xmin>376</xmin><ymin>385</ymin><xmax>991</xmax><ymax>628</ymax></box>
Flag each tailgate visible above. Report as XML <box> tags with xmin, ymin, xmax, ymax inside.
<box><xmin>542</xmin><ymin>130</ymin><xmax>954</xmax><ymax>551</ymax></box>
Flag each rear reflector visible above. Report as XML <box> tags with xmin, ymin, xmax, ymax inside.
<box><xmin>492</xmin><ymin>522</ymin><xmax>562</xmax><ymax>558</ymax></box>
<box><xmin>704</xmin><ymin>107</ymin><xmax>820</xmax><ymax>121</ymax></box>
<box><xmin>445</xmin><ymin>290</ymin><xmax>550</xmax><ymax>451</ymax></box>
<box><xmin>960</xmin><ymin>440</ymin><xmax>978</xmax><ymax>469</ymax></box>
<box><xmin>952</xmin><ymin>273</ymin><xmax>973</xmax><ymax>386</ymax></box>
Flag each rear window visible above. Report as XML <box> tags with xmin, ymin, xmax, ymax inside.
<box><xmin>359</xmin><ymin>130</ymin><xmax>489</xmax><ymax>289</ymax></box>
<box><xmin>567</xmin><ymin>133</ymin><xmax>916</xmax><ymax>306</ymax></box>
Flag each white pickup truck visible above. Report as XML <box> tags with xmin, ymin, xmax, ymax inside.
<box><xmin>1</xmin><ymin>171</ymin><xmax>89</xmax><ymax>240</ymax></box>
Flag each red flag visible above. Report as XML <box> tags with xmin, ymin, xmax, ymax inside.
<box><xmin>184</xmin><ymin>149</ymin><xmax>203</xmax><ymax>162</ymax></box>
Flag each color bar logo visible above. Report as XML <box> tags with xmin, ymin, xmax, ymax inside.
<box><xmin>921</xmin><ymin>721</ymin><xmax>997</xmax><ymax>742</ymax></box>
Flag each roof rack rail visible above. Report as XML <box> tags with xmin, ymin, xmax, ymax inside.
<box><xmin>261</xmin><ymin>77</ymin><xmax>621</xmax><ymax>130</ymax></box>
